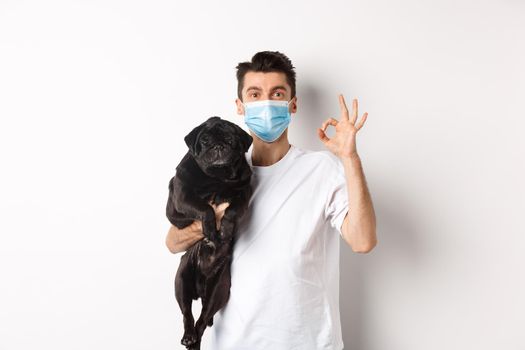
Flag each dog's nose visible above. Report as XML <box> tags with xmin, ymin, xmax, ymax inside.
<box><xmin>213</xmin><ymin>144</ymin><xmax>224</xmax><ymax>150</ymax></box>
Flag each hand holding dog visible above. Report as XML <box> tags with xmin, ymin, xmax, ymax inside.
<box><xmin>189</xmin><ymin>201</ymin><xmax>231</xmax><ymax>231</ymax></box>
<box><xmin>166</xmin><ymin>201</ymin><xmax>230</xmax><ymax>254</ymax></box>
<box><xmin>317</xmin><ymin>94</ymin><xmax>368</xmax><ymax>160</ymax></box>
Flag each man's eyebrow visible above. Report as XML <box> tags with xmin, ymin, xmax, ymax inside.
<box><xmin>245</xmin><ymin>85</ymin><xmax>288</xmax><ymax>92</ymax></box>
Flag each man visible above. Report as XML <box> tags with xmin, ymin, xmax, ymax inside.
<box><xmin>166</xmin><ymin>51</ymin><xmax>377</xmax><ymax>349</ymax></box>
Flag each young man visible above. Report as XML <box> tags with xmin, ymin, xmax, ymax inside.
<box><xmin>166</xmin><ymin>51</ymin><xmax>377</xmax><ymax>349</ymax></box>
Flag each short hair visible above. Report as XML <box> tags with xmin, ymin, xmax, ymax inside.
<box><xmin>235</xmin><ymin>51</ymin><xmax>296</xmax><ymax>101</ymax></box>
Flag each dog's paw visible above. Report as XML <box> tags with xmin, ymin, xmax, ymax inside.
<box><xmin>188</xmin><ymin>343</ymin><xmax>201</xmax><ymax>350</ymax></box>
<box><xmin>202</xmin><ymin>237</ymin><xmax>216</xmax><ymax>249</ymax></box>
<box><xmin>181</xmin><ymin>333</ymin><xmax>197</xmax><ymax>346</ymax></box>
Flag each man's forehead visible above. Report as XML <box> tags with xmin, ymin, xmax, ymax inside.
<box><xmin>243</xmin><ymin>71</ymin><xmax>290</xmax><ymax>92</ymax></box>
<box><xmin>245</xmin><ymin>85</ymin><xmax>288</xmax><ymax>92</ymax></box>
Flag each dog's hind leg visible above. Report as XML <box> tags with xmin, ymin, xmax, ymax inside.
<box><xmin>194</xmin><ymin>260</ymin><xmax>232</xmax><ymax>342</ymax></box>
<box><xmin>175</xmin><ymin>255</ymin><xmax>198</xmax><ymax>348</ymax></box>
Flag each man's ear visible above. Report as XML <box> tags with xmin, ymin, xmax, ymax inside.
<box><xmin>235</xmin><ymin>98</ymin><xmax>245</xmax><ymax>115</ymax></box>
<box><xmin>291</xmin><ymin>96</ymin><xmax>298</xmax><ymax>114</ymax></box>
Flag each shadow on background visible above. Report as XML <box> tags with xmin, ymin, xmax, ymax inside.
<box><xmin>339</xmin><ymin>179</ymin><xmax>424</xmax><ymax>350</ymax></box>
<box><xmin>296</xmin><ymin>80</ymin><xmax>424</xmax><ymax>350</ymax></box>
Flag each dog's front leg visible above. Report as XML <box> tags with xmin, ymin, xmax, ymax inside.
<box><xmin>177</xmin><ymin>191</ymin><xmax>217</xmax><ymax>241</ymax></box>
<box><xmin>218</xmin><ymin>209</ymin><xmax>236</xmax><ymax>243</ymax></box>
<box><xmin>218</xmin><ymin>193</ymin><xmax>249</xmax><ymax>242</ymax></box>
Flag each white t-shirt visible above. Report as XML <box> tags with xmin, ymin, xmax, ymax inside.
<box><xmin>209</xmin><ymin>143</ymin><xmax>349</xmax><ymax>350</ymax></box>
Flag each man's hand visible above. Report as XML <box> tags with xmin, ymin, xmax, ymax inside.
<box><xmin>317</xmin><ymin>94</ymin><xmax>368</xmax><ymax>160</ymax></box>
<box><xmin>210</xmin><ymin>201</ymin><xmax>230</xmax><ymax>230</ymax></box>
<box><xmin>165</xmin><ymin>201</ymin><xmax>230</xmax><ymax>254</ymax></box>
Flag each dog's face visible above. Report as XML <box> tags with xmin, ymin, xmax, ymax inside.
<box><xmin>184</xmin><ymin>116</ymin><xmax>252</xmax><ymax>179</ymax></box>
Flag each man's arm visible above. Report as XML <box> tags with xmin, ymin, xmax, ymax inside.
<box><xmin>317</xmin><ymin>95</ymin><xmax>376</xmax><ymax>254</ymax></box>
<box><xmin>340</xmin><ymin>154</ymin><xmax>377</xmax><ymax>253</ymax></box>
<box><xmin>165</xmin><ymin>221</ymin><xmax>205</xmax><ymax>254</ymax></box>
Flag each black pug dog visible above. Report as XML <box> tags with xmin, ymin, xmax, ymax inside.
<box><xmin>166</xmin><ymin>116</ymin><xmax>253</xmax><ymax>349</ymax></box>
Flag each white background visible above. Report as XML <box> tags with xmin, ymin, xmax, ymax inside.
<box><xmin>1</xmin><ymin>1</ymin><xmax>524</xmax><ymax>349</ymax></box>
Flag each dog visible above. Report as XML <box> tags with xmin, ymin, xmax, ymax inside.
<box><xmin>166</xmin><ymin>116</ymin><xmax>253</xmax><ymax>349</ymax></box>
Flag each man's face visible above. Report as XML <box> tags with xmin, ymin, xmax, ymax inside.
<box><xmin>235</xmin><ymin>71</ymin><xmax>297</xmax><ymax>116</ymax></box>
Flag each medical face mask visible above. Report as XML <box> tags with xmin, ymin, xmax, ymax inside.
<box><xmin>242</xmin><ymin>99</ymin><xmax>293</xmax><ymax>143</ymax></box>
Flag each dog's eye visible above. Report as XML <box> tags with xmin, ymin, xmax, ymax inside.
<box><xmin>201</xmin><ymin>136</ymin><xmax>209</xmax><ymax>144</ymax></box>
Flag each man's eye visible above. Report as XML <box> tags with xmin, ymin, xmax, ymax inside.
<box><xmin>250</xmin><ymin>93</ymin><xmax>258</xmax><ymax>98</ymax></box>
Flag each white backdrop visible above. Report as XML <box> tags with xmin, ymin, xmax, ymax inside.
<box><xmin>1</xmin><ymin>1</ymin><xmax>524</xmax><ymax>349</ymax></box>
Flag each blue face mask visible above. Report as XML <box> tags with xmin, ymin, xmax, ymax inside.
<box><xmin>242</xmin><ymin>99</ymin><xmax>293</xmax><ymax>143</ymax></box>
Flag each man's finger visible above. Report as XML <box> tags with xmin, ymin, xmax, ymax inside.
<box><xmin>191</xmin><ymin>220</ymin><xmax>203</xmax><ymax>231</ymax></box>
<box><xmin>211</xmin><ymin>202</ymin><xmax>230</xmax><ymax>230</ymax></box>
<box><xmin>356</xmin><ymin>112</ymin><xmax>368</xmax><ymax>130</ymax></box>
<box><xmin>351</xmin><ymin>98</ymin><xmax>358</xmax><ymax>124</ymax></box>
<box><xmin>339</xmin><ymin>94</ymin><xmax>350</xmax><ymax>120</ymax></box>
<box><xmin>216</xmin><ymin>202</ymin><xmax>230</xmax><ymax>212</ymax></box>
<box><xmin>318</xmin><ymin>128</ymin><xmax>330</xmax><ymax>143</ymax></box>
<box><xmin>321</xmin><ymin>117</ymin><xmax>338</xmax><ymax>131</ymax></box>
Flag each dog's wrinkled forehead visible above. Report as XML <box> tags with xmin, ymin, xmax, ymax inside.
<box><xmin>184</xmin><ymin>116</ymin><xmax>253</xmax><ymax>156</ymax></box>
<box><xmin>206</xmin><ymin>118</ymin><xmax>235</xmax><ymax>134</ymax></box>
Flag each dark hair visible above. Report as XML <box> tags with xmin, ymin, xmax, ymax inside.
<box><xmin>236</xmin><ymin>51</ymin><xmax>296</xmax><ymax>101</ymax></box>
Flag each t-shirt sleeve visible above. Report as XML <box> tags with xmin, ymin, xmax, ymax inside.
<box><xmin>324</xmin><ymin>157</ymin><xmax>349</xmax><ymax>237</ymax></box>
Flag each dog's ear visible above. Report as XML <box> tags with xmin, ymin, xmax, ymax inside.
<box><xmin>231</xmin><ymin>123</ymin><xmax>253</xmax><ymax>152</ymax></box>
<box><xmin>184</xmin><ymin>123</ymin><xmax>205</xmax><ymax>156</ymax></box>
<box><xmin>184</xmin><ymin>117</ymin><xmax>219</xmax><ymax>155</ymax></box>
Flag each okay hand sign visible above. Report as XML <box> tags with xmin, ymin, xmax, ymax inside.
<box><xmin>317</xmin><ymin>94</ymin><xmax>368</xmax><ymax>160</ymax></box>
